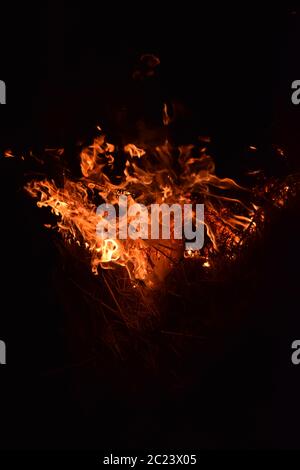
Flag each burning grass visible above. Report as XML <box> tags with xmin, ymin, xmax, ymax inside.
<box><xmin>21</xmin><ymin>114</ymin><xmax>298</xmax><ymax>336</ymax></box>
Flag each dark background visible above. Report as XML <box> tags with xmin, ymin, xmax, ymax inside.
<box><xmin>0</xmin><ymin>3</ymin><xmax>300</xmax><ymax>450</ymax></box>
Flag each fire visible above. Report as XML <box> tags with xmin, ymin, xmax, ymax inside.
<box><xmin>24</xmin><ymin>104</ymin><xmax>295</xmax><ymax>297</ymax></box>
<box><xmin>3</xmin><ymin>149</ymin><xmax>15</xmax><ymax>158</ymax></box>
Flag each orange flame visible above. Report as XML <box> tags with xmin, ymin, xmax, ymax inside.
<box><xmin>26</xmin><ymin>110</ymin><xmax>260</xmax><ymax>290</ymax></box>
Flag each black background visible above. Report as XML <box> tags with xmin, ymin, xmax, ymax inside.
<box><xmin>0</xmin><ymin>3</ymin><xmax>300</xmax><ymax>451</ymax></box>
